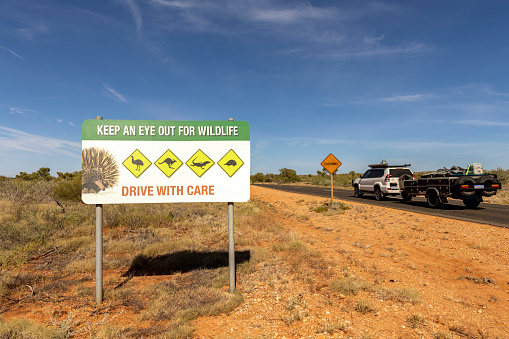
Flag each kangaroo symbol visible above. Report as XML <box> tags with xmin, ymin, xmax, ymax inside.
<box><xmin>190</xmin><ymin>157</ymin><xmax>211</xmax><ymax>169</ymax></box>
<box><xmin>131</xmin><ymin>156</ymin><xmax>144</xmax><ymax>171</ymax></box>
<box><xmin>159</xmin><ymin>158</ymin><xmax>177</xmax><ymax>169</ymax></box>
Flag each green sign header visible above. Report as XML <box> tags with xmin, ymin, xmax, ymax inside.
<box><xmin>82</xmin><ymin>120</ymin><xmax>250</xmax><ymax>141</ymax></box>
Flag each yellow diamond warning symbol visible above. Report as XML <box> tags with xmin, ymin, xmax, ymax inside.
<box><xmin>218</xmin><ymin>149</ymin><xmax>244</xmax><ymax>177</ymax></box>
<box><xmin>186</xmin><ymin>150</ymin><xmax>214</xmax><ymax>177</ymax></box>
<box><xmin>155</xmin><ymin>150</ymin><xmax>183</xmax><ymax>178</ymax></box>
<box><xmin>122</xmin><ymin>149</ymin><xmax>152</xmax><ymax>178</ymax></box>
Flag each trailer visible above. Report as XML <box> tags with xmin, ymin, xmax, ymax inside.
<box><xmin>398</xmin><ymin>165</ymin><xmax>501</xmax><ymax>208</ymax></box>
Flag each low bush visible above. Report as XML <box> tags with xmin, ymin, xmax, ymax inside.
<box><xmin>0</xmin><ymin>318</ymin><xmax>60</xmax><ymax>338</ymax></box>
<box><xmin>53</xmin><ymin>173</ymin><xmax>82</xmax><ymax>201</ymax></box>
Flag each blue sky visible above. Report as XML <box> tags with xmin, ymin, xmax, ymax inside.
<box><xmin>1</xmin><ymin>0</ymin><xmax>509</xmax><ymax>177</ymax></box>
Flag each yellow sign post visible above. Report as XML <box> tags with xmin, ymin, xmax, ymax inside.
<box><xmin>320</xmin><ymin>153</ymin><xmax>342</xmax><ymax>205</ymax></box>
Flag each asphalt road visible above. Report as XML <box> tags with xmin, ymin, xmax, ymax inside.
<box><xmin>252</xmin><ymin>184</ymin><xmax>509</xmax><ymax>228</ymax></box>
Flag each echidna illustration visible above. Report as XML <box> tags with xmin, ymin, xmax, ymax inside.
<box><xmin>82</xmin><ymin>147</ymin><xmax>119</xmax><ymax>194</ymax></box>
<box><xmin>224</xmin><ymin>159</ymin><xmax>237</xmax><ymax>166</ymax></box>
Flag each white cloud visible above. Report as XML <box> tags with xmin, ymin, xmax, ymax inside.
<box><xmin>451</xmin><ymin>120</ymin><xmax>509</xmax><ymax>127</ymax></box>
<box><xmin>69</xmin><ymin>122</ymin><xmax>76</xmax><ymax>127</ymax></box>
<box><xmin>16</xmin><ymin>18</ymin><xmax>50</xmax><ymax>42</ymax></box>
<box><xmin>0</xmin><ymin>126</ymin><xmax>80</xmax><ymax>158</ymax></box>
<box><xmin>250</xmin><ymin>5</ymin><xmax>335</xmax><ymax>24</ymax></box>
<box><xmin>57</xmin><ymin>119</ymin><xmax>64</xmax><ymax>123</ymax></box>
<box><xmin>9</xmin><ymin>107</ymin><xmax>36</xmax><ymax>118</ymax></box>
<box><xmin>364</xmin><ymin>34</ymin><xmax>384</xmax><ymax>44</ymax></box>
<box><xmin>0</xmin><ymin>45</ymin><xmax>25</xmax><ymax>60</ymax></box>
<box><xmin>102</xmin><ymin>83</ymin><xmax>128</xmax><ymax>103</ymax></box>
<box><xmin>316</xmin><ymin>42</ymin><xmax>428</xmax><ymax>59</ymax></box>
<box><xmin>380</xmin><ymin>94</ymin><xmax>425</xmax><ymax>103</ymax></box>
<box><xmin>276</xmin><ymin>137</ymin><xmax>358</xmax><ymax>147</ymax></box>
<box><xmin>150</xmin><ymin>0</ymin><xmax>197</xmax><ymax>9</ymax></box>
<box><xmin>116</xmin><ymin>0</ymin><xmax>143</xmax><ymax>32</ymax></box>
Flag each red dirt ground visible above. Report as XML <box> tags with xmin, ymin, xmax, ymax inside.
<box><xmin>2</xmin><ymin>185</ymin><xmax>509</xmax><ymax>338</ymax></box>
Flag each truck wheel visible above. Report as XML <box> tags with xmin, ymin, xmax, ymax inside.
<box><xmin>374</xmin><ymin>187</ymin><xmax>384</xmax><ymax>201</ymax></box>
<box><xmin>456</xmin><ymin>176</ymin><xmax>476</xmax><ymax>197</ymax></box>
<box><xmin>479</xmin><ymin>176</ymin><xmax>497</xmax><ymax>197</ymax></box>
<box><xmin>463</xmin><ymin>199</ymin><xmax>480</xmax><ymax>208</ymax></box>
<box><xmin>401</xmin><ymin>192</ymin><xmax>412</xmax><ymax>201</ymax></box>
<box><xmin>426</xmin><ymin>190</ymin><xmax>443</xmax><ymax>208</ymax></box>
<box><xmin>354</xmin><ymin>185</ymin><xmax>363</xmax><ymax>198</ymax></box>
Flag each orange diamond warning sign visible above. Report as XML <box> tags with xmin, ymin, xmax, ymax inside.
<box><xmin>155</xmin><ymin>149</ymin><xmax>183</xmax><ymax>178</ymax></box>
<box><xmin>123</xmin><ymin>149</ymin><xmax>152</xmax><ymax>178</ymax></box>
<box><xmin>321</xmin><ymin>153</ymin><xmax>342</xmax><ymax>174</ymax></box>
<box><xmin>186</xmin><ymin>149</ymin><xmax>215</xmax><ymax>177</ymax></box>
<box><xmin>218</xmin><ymin>149</ymin><xmax>244</xmax><ymax>177</ymax></box>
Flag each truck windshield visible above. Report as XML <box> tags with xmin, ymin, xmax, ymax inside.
<box><xmin>389</xmin><ymin>168</ymin><xmax>413</xmax><ymax>177</ymax></box>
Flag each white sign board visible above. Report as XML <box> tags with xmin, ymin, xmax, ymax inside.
<box><xmin>82</xmin><ymin>120</ymin><xmax>250</xmax><ymax>204</ymax></box>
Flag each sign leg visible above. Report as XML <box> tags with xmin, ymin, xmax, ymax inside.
<box><xmin>228</xmin><ymin>202</ymin><xmax>235</xmax><ymax>293</ymax></box>
<box><xmin>330</xmin><ymin>174</ymin><xmax>334</xmax><ymax>206</ymax></box>
<box><xmin>95</xmin><ymin>204</ymin><xmax>103</xmax><ymax>304</ymax></box>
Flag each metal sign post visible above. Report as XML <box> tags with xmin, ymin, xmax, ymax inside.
<box><xmin>228</xmin><ymin>201</ymin><xmax>235</xmax><ymax>292</ymax></box>
<box><xmin>82</xmin><ymin>118</ymin><xmax>250</xmax><ymax>302</ymax></box>
<box><xmin>321</xmin><ymin>153</ymin><xmax>342</xmax><ymax>206</ymax></box>
<box><xmin>95</xmin><ymin>203</ymin><xmax>103</xmax><ymax>303</ymax></box>
<box><xmin>330</xmin><ymin>173</ymin><xmax>334</xmax><ymax>206</ymax></box>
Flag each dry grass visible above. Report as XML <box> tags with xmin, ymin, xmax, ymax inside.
<box><xmin>0</xmin><ymin>180</ymin><xmax>293</xmax><ymax>337</ymax></box>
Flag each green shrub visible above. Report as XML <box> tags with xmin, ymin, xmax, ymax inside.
<box><xmin>53</xmin><ymin>173</ymin><xmax>82</xmax><ymax>201</ymax></box>
<box><xmin>277</xmin><ymin>168</ymin><xmax>301</xmax><ymax>183</ymax></box>
<box><xmin>251</xmin><ymin>172</ymin><xmax>265</xmax><ymax>183</ymax></box>
<box><xmin>15</xmin><ymin>167</ymin><xmax>53</xmax><ymax>181</ymax></box>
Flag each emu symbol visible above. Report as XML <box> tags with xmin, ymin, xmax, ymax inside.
<box><xmin>131</xmin><ymin>156</ymin><xmax>144</xmax><ymax>171</ymax></box>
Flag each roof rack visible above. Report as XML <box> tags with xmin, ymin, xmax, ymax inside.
<box><xmin>368</xmin><ymin>161</ymin><xmax>411</xmax><ymax>168</ymax></box>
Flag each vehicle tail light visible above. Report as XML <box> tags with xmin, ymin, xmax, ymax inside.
<box><xmin>492</xmin><ymin>184</ymin><xmax>500</xmax><ymax>188</ymax></box>
<box><xmin>385</xmin><ymin>174</ymin><xmax>391</xmax><ymax>182</ymax></box>
<box><xmin>461</xmin><ymin>185</ymin><xmax>469</xmax><ymax>189</ymax></box>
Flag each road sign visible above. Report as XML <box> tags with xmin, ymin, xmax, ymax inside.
<box><xmin>186</xmin><ymin>149</ymin><xmax>215</xmax><ymax>177</ymax></box>
<box><xmin>122</xmin><ymin>149</ymin><xmax>151</xmax><ymax>178</ymax></box>
<box><xmin>218</xmin><ymin>149</ymin><xmax>244</xmax><ymax>177</ymax></box>
<box><xmin>155</xmin><ymin>150</ymin><xmax>183</xmax><ymax>178</ymax></box>
<box><xmin>82</xmin><ymin>120</ymin><xmax>250</xmax><ymax>204</ymax></box>
<box><xmin>321</xmin><ymin>153</ymin><xmax>342</xmax><ymax>174</ymax></box>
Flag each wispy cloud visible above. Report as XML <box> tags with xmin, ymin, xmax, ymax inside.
<box><xmin>315</xmin><ymin>42</ymin><xmax>428</xmax><ymax>59</ymax></box>
<box><xmin>380</xmin><ymin>94</ymin><xmax>426</xmax><ymax>103</ymax></box>
<box><xmin>0</xmin><ymin>46</ymin><xmax>25</xmax><ymax>60</ymax></box>
<box><xmin>148</xmin><ymin>0</ymin><xmax>338</xmax><ymax>34</ymax></box>
<box><xmin>0</xmin><ymin>126</ymin><xmax>80</xmax><ymax>158</ymax></box>
<box><xmin>250</xmin><ymin>5</ymin><xmax>335</xmax><ymax>24</ymax></box>
<box><xmin>102</xmin><ymin>83</ymin><xmax>128</xmax><ymax>103</ymax></box>
<box><xmin>9</xmin><ymin>107</ymin><xmax>36</xmax><ymax>118</ymax></box>
<box><xmin>57</xmin><ymin>119</ymin><xmax>75</xmax><ymax>127</ymax></box>
<box><xmin>444</xmin><ymin>120</ymin><xmax>509</xmax><ymax>127</ymax></box>
<box><xmin>276</xmin><ymin>137</ymin><xmax>359</xmax><ymax>147</ymax></box>
<box><xmin>16</xmin><ymin>18</ymin><xmax>50</xmax><ymax>42</ymax></box>
<box><xmin>364</xmin><ymin>34</ymin><xmax>384</xmax><ymax>44</ymax></box>
<box><xmin>116</xmin><ymin>0</ymin><xmax>143</xmax><ymax>32</ymax></box>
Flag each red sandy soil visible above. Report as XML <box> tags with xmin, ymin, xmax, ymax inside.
<box><xmin>194</xmin><ymin>186</ymin><xmax>509</xmax><ymax>338</ymax></box>
<box><xmin>2</xmin><ymin>185</ymin><xmax>509</xmax><ymax>338</ymax></box>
